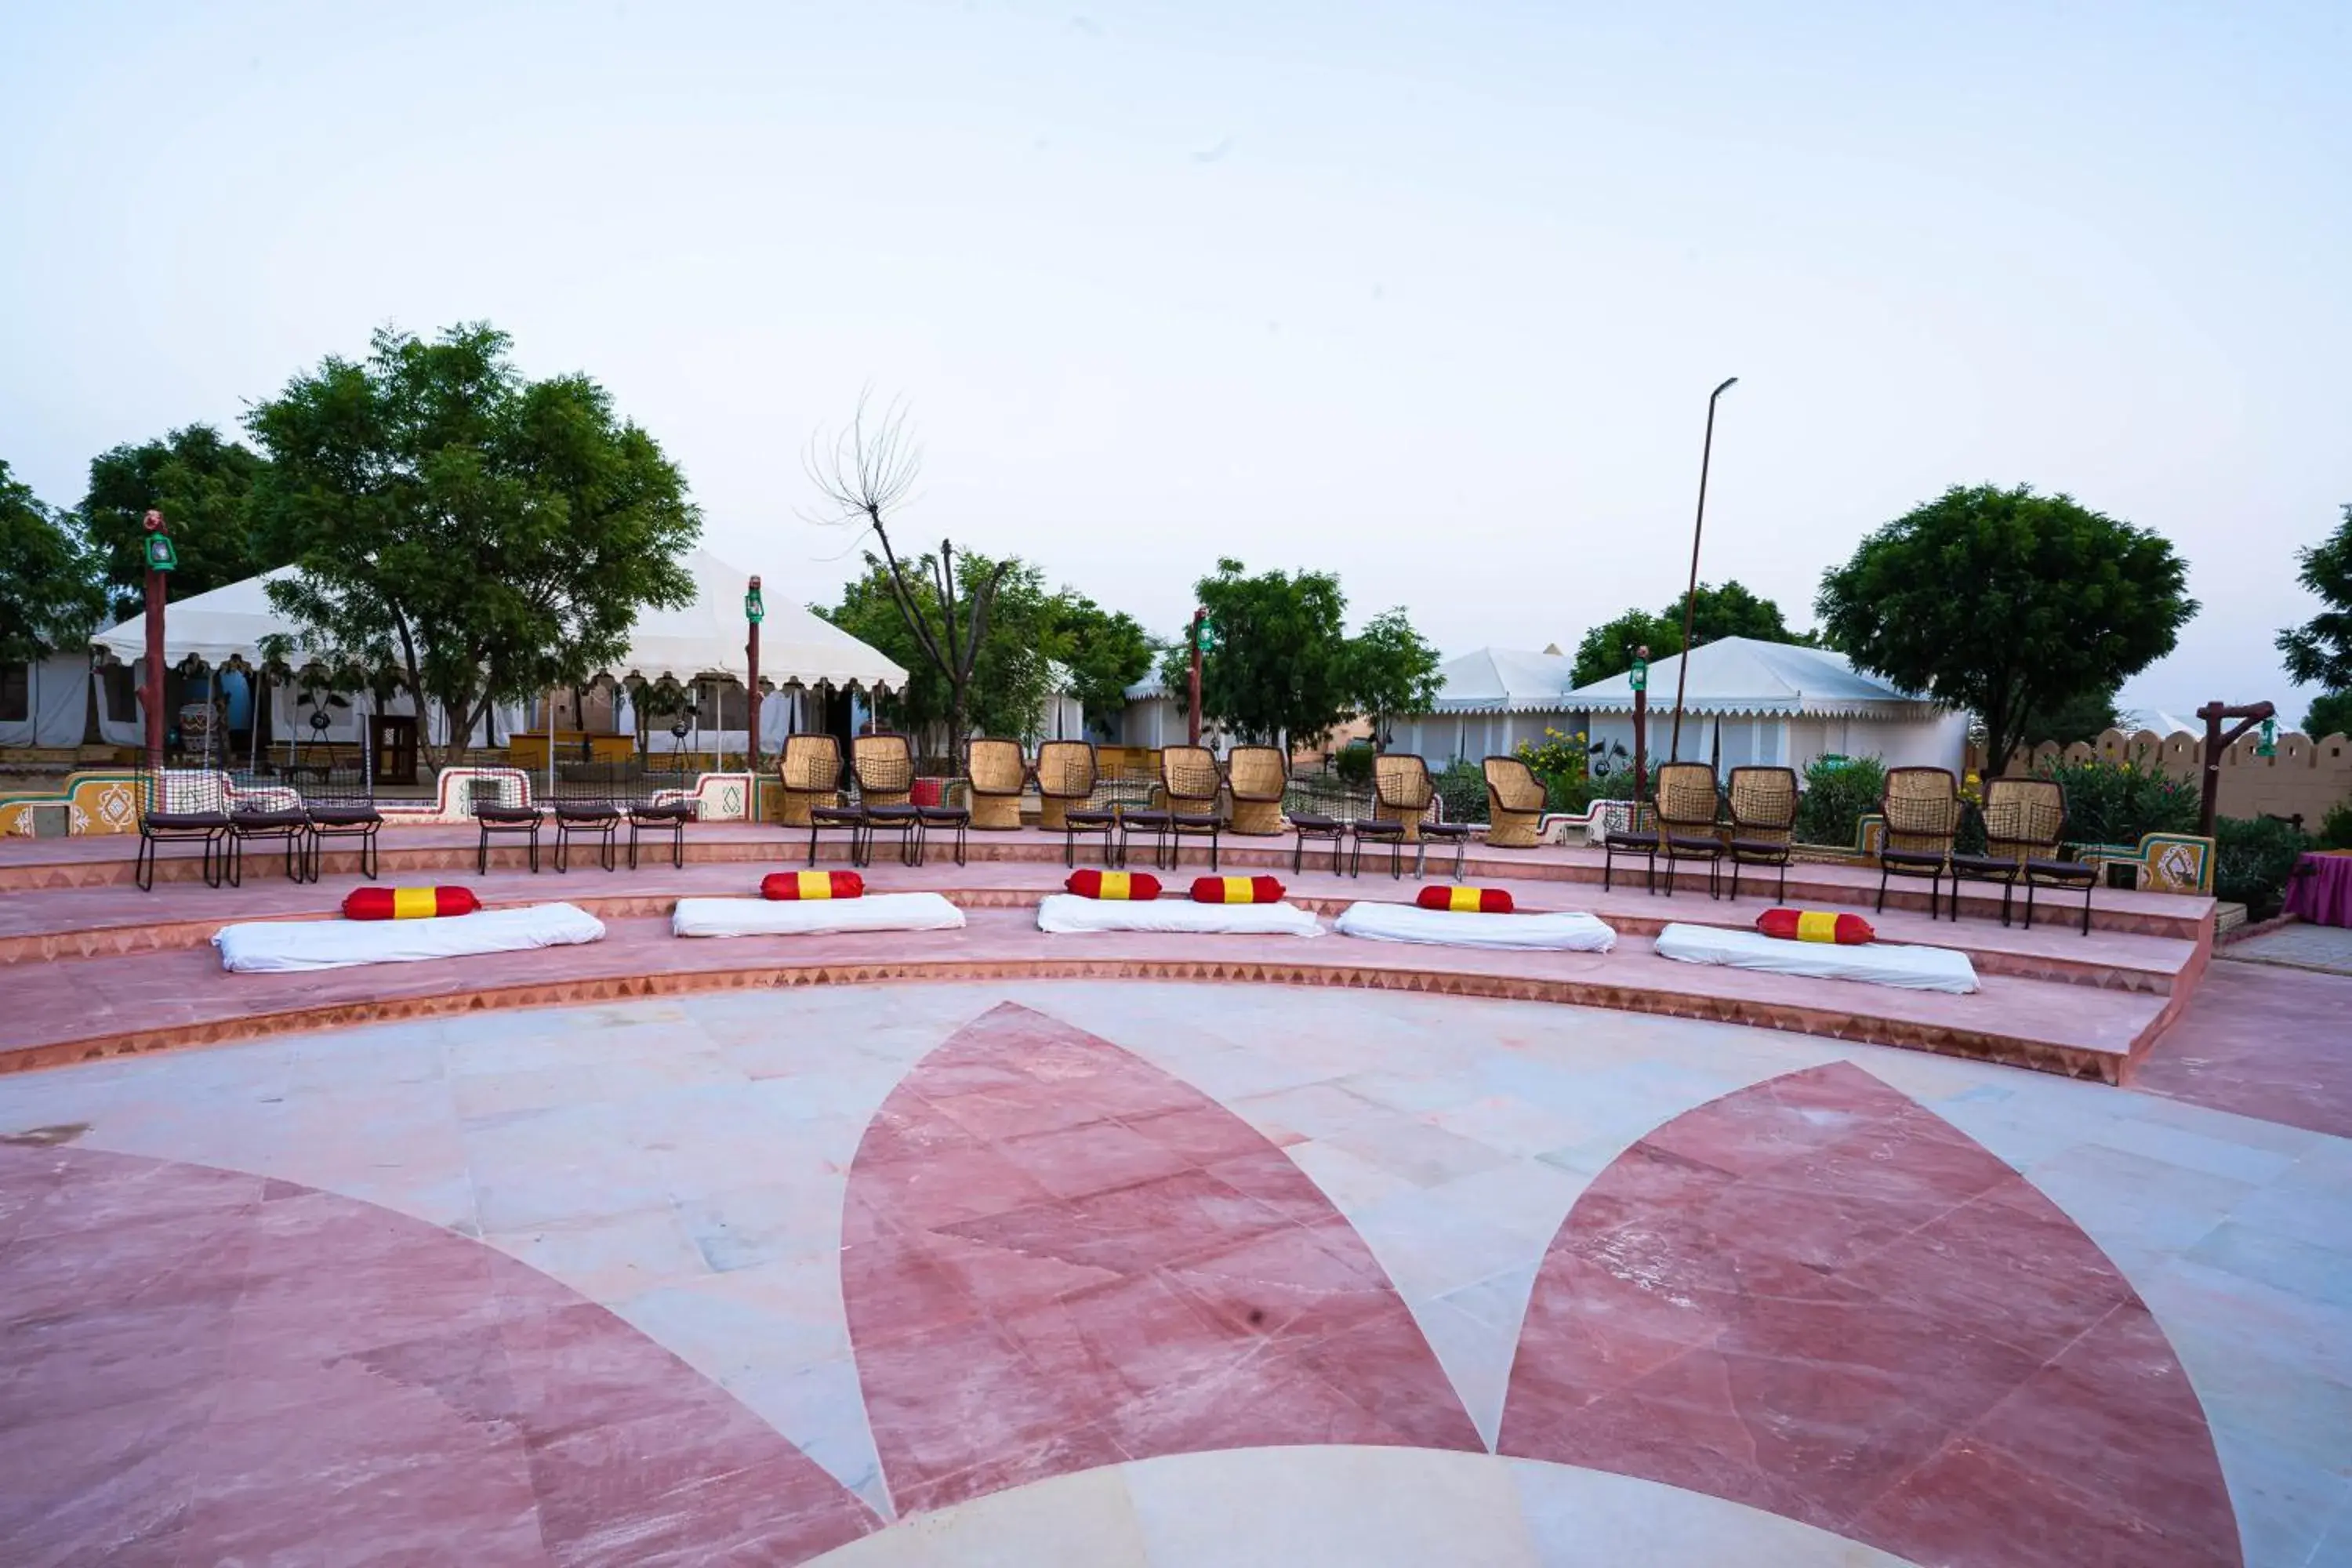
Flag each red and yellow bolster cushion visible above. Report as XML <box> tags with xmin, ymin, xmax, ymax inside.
<box><xmin>1191</xmin><ymin>876</ymin><xmax>1286</xmax><ymax>905</ymax></box>
<box><xmin>1066</xmin><ymin>869</ymin><xmax>1161</xmax><ymax>900</ymax></box>
<box><xmin>343</xmin><ymin>886</ymin><xmax>481</xmax><ymax>920</ymax></box>
<box><xmin>1417</xmin><ymin>885</ymin><xmax>1515</xmax><ymax>914</ymax></box>
<box><xmin>1756</xmin><ymin>908</ymin><xmax>1875</xmax><ymax>945</ymax></box>
<box><xmin>762</xmin><ymin>870</ymin><xmax>866</xmax><ymax>901</ymax></box>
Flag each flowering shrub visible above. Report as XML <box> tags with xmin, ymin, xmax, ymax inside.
<box><xmin>1795</xmin><ymin>755</ymin><xmax>1885</xmax><ymax>847</ymax></box>
<box><xmin>2034</xmin><ymin>753</ymin><xmax>2197</xmax><ymax>848</ymax></box>
<box><xmin>1515</xmin><ymin>727</ymin><xmax>1595</xmax><ymax>811</ymax></box>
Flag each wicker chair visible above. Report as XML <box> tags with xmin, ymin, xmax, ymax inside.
<box><xmin>1951</xmin><ymin>777</ymin><xmax>2096</xmax><ymax>931</ymax></box>
<box><xmin>1354</xmin><ymin>754</ymin><xmax>1444</xmax><ymax>877</ymax></box>
<box><xmin>1600</xmin><ymin>797</ymin><xmax>1660</xmax><ymax>893</ymax></box>
<box><xmin>1650</xmin><ymin>763</ymin><xmax>1726</xmax><ymax>898</ymax></box>
<box><xmin>1724</xmin><ymin>766</ymin><xmax>1798</xmax><ymax>902</ymax></box>
<box><xmin>1034</xmin><ymin>741</ymin><xmax>1096</xmax><ymax>833</ymax></box>
<box><xmin>777</xmin><ymin>733</ymin><xmax>843</xmax><ymax>828</ymax></box>
<box><xmin>1878</xmin><ymin>766</ymin><xmax>1962</xmax><ymax>918</ymax></box>
<box><xmin>1483</xmin><ymin>757</ymin><xmax>1546</xmax><ymax>849</ymax></box>
<box><xmin>1156</xmin><ymin>743</ymin><xmax>1225</xmax><ymax>871</ymax></box>
<box><xmin>1225</xmin><ymin>746</ymin><xmax>1288</xmax><ymax>836</ymax></box>
<box><xmin>966</xmin><ymin>739</ymin><xmax>1028</xmax><ymax>831</ymax></box>
<box><xmin>851</xmin><ymin>732</ymin><xmax>916</xmax><ymax>810</ymax></box>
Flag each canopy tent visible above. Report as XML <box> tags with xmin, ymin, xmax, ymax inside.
<box><xmin>1</xmin><ymin>654</ymin><xmax>93</xmax><ymax>748</ymax></box>
<box><xmin>1563</xmin><ymin>637</ymin><xmax>1943</xmax><ymax>718</ymax></box>
<box><xmin>93</xmin><ymin>550</ymin><xmax>903</xmax><ymax>697</ymax></box>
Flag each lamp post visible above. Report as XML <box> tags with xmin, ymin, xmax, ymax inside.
<box><xmin>1187</xmin><ymin>608</ymin><xmax>1207</xmax><ymax>746</ymax></box>
<box><xmin>1629</xmin><ymin>646</ymin><xmax>1650</xmax><ymax>825</ymax></box>
<box><xmin>140</xmin><ymin>510</ymin><xmax>177</xmax><ymax>774</ymax></box>
<box><xmin>1668</xmin><ymin>376</ymin><xmax>1738</xmax><ymax>764</ymax></box>
<box><xmin>744</xmin><ymin>577</ymin><xmax>765</xmax><ymax>808</ymax></box>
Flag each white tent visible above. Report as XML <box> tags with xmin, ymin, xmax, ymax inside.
<box><xmin>0</xmin><ymin>653</ymin><xmax>91</xmax><ymax>748</ymax></box>
<box><xmin>89</xmin><ymin>550</ymin><xmax>906</xmax><ymax>721</ymax></box>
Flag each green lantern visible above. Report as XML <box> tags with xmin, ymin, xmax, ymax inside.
<box><xmin>145</xmin><ymin>532</ymin><xmax>178</xmax><ymax>572</ymax></box>
<box><xmin>745</xmin><ymin>579</ymin><xmax>765</xmax><ymax>623</ymax></box>
<box><xmin>1628</xmin><ymin>656</ymin><xmax>1648</xmax><ymax>693</ymax></box>
<box><xmin>2256</xmin><ymin>717</ymin><xmax>2277</xmax><ymax>757</ymax></box>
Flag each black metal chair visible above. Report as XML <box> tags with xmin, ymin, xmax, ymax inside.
<box><xmin>1160</xmin><ymin>745</ymin><xmax>1225</xmax><ymax>873</ymax></box>
<box><xmin>1600</xmin><ymin>800</ymin><xmax>1659</xmax><ymax>893</ymax></box>
<box><xmin>135</xmin><ymin>775</ymin><xmax>230</xmax><ymax>893</ymax></box>
<box><xmin>1291</xmin><ymin>811</ymin><xmax>1345</xmax><ymax>874</ymax></box>
<box><xmin>916</xmin><ymin>800</ymin><xmax>970</xmax><ymax>866</ymax></box>
<box><xmin>1118</xmin><ymin>804</ymin><xmax>1171</xmax><ymax>870</ymax></box>
<box><xmin>1652</xmin><ymin>763</ymin><xmax>1726</xmax><ymax>899</ymax></box>
<box><xmin>1350</xmin><ymin>754</ymin><xmax>1439</xmax><ymax>879</ymax></box>
<box><xmin>477</xmin><ymin>803</ymin><xmax>546</xmax><ymax>873</ymax></box>
<box><xmin>227</xmin><ymin>806</ymin><xmax>312</xmax><ymax>887</ymax></box>
<box><xmin>1951</xmin><ymin>777</ymin><xmax>2097</xmax><ymax>932</ymax></box>
<box><xmin>808</xmin><ymin>803</ymin><xmax>867</xmax><ymax>867</ymax></box>
<box><xmin>1421</xmin><ymin>814</ymin><xmax>1472</xmax><ymax>881</ymax></box>
<box><xmin>626</xmin><ymin>800</ymin><xmax>695</xmax><ymax>870</ymax></box>
<box><xmin>304</xmin><ymin>802</ymin><xmax>383</xmax><ymax>880</ymax></box>
<box><xmin>863</xmin><ymin>802</ymin><xmax>924</xmax><ymax>867</ymax></box>
<box><xmin>1065</xmin><ymin>805</ymin><xmax>1118</xmax><ymax>867</ymax></box>
<box><xmin>552</xmin><ymin>801</ymin><xmax>621</xmax><ymax>872</ymax></box>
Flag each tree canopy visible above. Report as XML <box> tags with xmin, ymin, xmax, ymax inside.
<box><xmin>1347</xmin><ymin>607</ymin><xmax>1445</xmax><ymax>747</ymax></box>
<box><xmin>1159</xmin><ymin>559</ymin><xmax>1353</xmax><ymax>746</ymax></box>
<box><xmin>1051</xmin><ymin>592</ymin><xmax>1156</xmax><ymax>726</ymax></box>
<box><xmin>2278</xmin><ymin>503</ymin><xmax>2352</xmax><ymax>695</ymax></box>
<box><xmin>2303</xmin><ymin>690</ymin><xmax>2352</xmax><ymax>740</ymax></box>
<box><xmin>2019</xmin><ymin>684</ymin><xmax>2122</xmax><ymax>748</ymax></box>
<box><xmin>0</xmin><ymin>459</ymin><xmax>106</xmax><ymax>666</ymax></box>
<box><xmin>1570</xmin><ymin>580</ymin><xmax>1810</xmax><ymax>687</ymax></box>
<box><xmin>245</xmin><ymin>323</ymin><xmax>700</xmax><ymax>767</ymax></box>
<box><xmin>1816</xmin><ymin>484</ymin><xmax>2196</xmax><ymax>775</ymax></box>
<box><xmin>81</xmin><ymin>423</ymin><xmax>273</xmax><ymax>619</ymax></box>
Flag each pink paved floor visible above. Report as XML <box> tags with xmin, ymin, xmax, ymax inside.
<box><xmin>2132</xmin><ymin>956</ymin><xmax>2352</xmax><ymax>1138</ymax></box>
<box><xmin>0</xmin><ymin>909</ymin><xmax>2169</xmax><ymax>1083</ymax></box>
<box><xmin>1500</xmin><ymin>1062</ymin><xmax>2239</xmax><ymax>1566</ymax></box>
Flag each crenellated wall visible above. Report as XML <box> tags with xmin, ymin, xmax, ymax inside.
<box><xmin>2007</xmin><ymin>727</ymin><xmax>2352</xmax><ymax>826</ymax></box>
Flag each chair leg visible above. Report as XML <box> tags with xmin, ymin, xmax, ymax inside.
<box><xmin>1776</xmin><ymin>858</ymin><xmax>1788</xmax><ymax>903</ymax></box>
<box><xmin>555</xmin><ymin>829</ymin><xmax>568</xmax><ymax>873</ymax></box>
<box><xmin>136</xmin><ymin>833</ymin><xmax>154</xmax><ymax>893</ymax></box>
<box><xmin>2079</xmin><ymin>879</ymin><xmax>2093</xmax><ymax>936</ymax></box>
<box><xmin>1209</xmin><ymin>828</ymin><xmax>1219</xmax><ymax>875</ymax></box>
<box><xmin>529</xmin><ymin>829</ymin><xmax>540</xmax><ymax>874</ymax></box>
<box><xmin>807</xmin><ymin>822</ymin><xmax>820</xmax><ymax>867</ymax></box>
<box><xmin>1602</xmin><ymin>843</ymin><xmax>1613</xmax><ymax>892</ymax></box>
<box><xmin>2024</xmin><ymin>880</ymin><xmax>2037</xmax><ymax>931</ymax></box>
<box><xmin>1876</xmin><ymin>863</ymin><xmax>1890</xmax><ymax>913</ymax></box>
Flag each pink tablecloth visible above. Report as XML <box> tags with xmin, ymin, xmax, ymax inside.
<box><xmin>2284</xmin><ymin>852</ymin><xmax>2352</xmax><ymax>927</ymax></box>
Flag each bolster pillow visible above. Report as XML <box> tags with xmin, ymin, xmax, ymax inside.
<box><xmin>1066</xmin><ymin>869</ymin><xmax>1161</xmax><ymax>900</ymax></box>
<box><xmin>1756</xmin><ymin>908</ymin><xmax>1875</xmax><ymax>945</ymax></box>
<box><xmin>762</xmin><ymin>870</ymin><xmax>866</xmax><ymax>901</ymax></box>
<box><xmin>1417</xmin><ymin>885</ymin><xmax>1515</xmax><ymax>914</ymax></box>
<box><xmin>1191</xmin><ymin>875</ymin><xmax>1286</xmax><ymax>905</ymax></box>
<box><xmin>343</xmin><ymin>887</ymin><xmax>481</xmax><ymax>920</ymax></box>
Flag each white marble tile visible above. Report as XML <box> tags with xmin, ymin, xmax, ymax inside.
<box><xmin>1123</xmin><ymin>1446</ymin><xmax>1539</xmax><ymax>1566</ymax></box>
<box><xmin>807</xmin><ymin>1462</ymin><xmax>1149</xmax><ymax>1566</ymax></box>
<box><xmin>1508</xmin><ymin>1457</ymin><xmax>1913</xmax><ymax>1565</ymax></box>
<box><xmin>485</xmin><ymin>1203</ymin><xmax>710</xmax><ymax>1303</ymax></box>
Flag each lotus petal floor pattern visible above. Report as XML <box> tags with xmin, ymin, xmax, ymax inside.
<box><xmin>2</xmin><ymin>981</ymin><xmax>2347</xmax><ymax>1566</ymax></box>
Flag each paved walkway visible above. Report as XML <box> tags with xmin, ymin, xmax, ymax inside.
<box><xmin>2225</xmin><ymin>921</ymin><xmax>2352</xmax><ymax>977</ymax></box>
<box><xmin>3</xmin><ymin>982</ymin><xmax>2345</xmax><ymax>1564</ymax></box>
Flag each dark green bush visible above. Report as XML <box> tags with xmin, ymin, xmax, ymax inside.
<box><xmin>1433</xmin><ymin>758</ymin><xmax>1489</xmax><ymax>825</ymax></box>
<box><xmin>1334</xmin><ymin>741</ymin><xmax>1374</xmax><ymax>785</ymax></box>
<box><xmin>2034</xmin><ymin>755</ymin><xmax>2197</xmax><ymax>848</ymax></box>
<box><xmin>2318</xmin><ymin>795</ymin><xmax>2352</xmax><ymax>851</ymax></box>
<box><xmin>1795</xmin><ymin>755</ymin><xmax>1886</xmax><ymax>848</ymax></box>
<box><xmin>2213</xmin><ymin>815</ymin><xmax>2312</xmax><ymax>920</ymax></box>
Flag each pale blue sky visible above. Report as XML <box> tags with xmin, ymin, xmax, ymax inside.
<box><xmin>3</xmin><ymin>1</ymin><xmax>2346</xmax><ymax>719</ymax></box>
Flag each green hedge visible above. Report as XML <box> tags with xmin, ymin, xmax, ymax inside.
<box><xmin>2213</xmin><ymin>815</ymin><xmax>2311</xmax><ymax>920</ymax></box>
<box><xmin>1795</xmin><ymin>756</ymin><xmax>1885</xmax><ymax>848</ymax></box>
<box><xmin>2034</xmin><ymin>756</ymin><xmax>2198</xmax><ymax>848</ymax></box>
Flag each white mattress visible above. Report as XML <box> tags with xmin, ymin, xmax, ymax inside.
<box><xmin>1334</xmin><ymin>902</ymin><xmax>1617</xmax><ymax>952</ymax></box>
<box><xmin>1036</xmin><ymin>894</ymin><xmax>1324</xmax><ymax>938</ymax></box>
<box><xmin>1653</xmin><ymin>922</ymin><xmax>1980</xmax><ymax>993</ymax></box>
<box><xmin>671</xmin><ymin>894</ymin><xmax>965</xmax><ymax>938</ymax></box>
<box><xmin>214</xmin><ymin>903</ymin><xmax>606</xmax><ymax>973</ymax></box>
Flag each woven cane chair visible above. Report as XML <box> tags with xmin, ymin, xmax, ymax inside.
<box><xmin>777</xmin><ymin>733</ymin><xmax>843</xmax><ymax>828</ymax></box>
<box><xmin>1653</xmin><ymin>763</ymin><xmax>1726</xmax><ymax>898</ymax></box>
<box><xmin>966</xmin><ymin>739</ymin><xmax>1029</xmax><ymax>831</ymax></box>
<box><xmin>1156</xmin><ymin>743</ymin><xmax>1225</xmax><ymax>871</ymax></box>
<box><xmin>1724</xmin><ymin>766</ymin><xmax>1798</xmax><ymax>902</ymax></box>
<box><xmin>851</xmin><ymin>732</ymin><xmax>916</xmax><ymax>809</ymax></box>
<box><xmin>1035</xmin><ymin>741</ymin><xmax>1096</xmax><ymax>833</ymax></box>
<box><xmin>1878</xmin><ymin>766</ymin><xmax>1962</xmax><ymax>918</ymax></box>
<box><xmin>1483</xmin><ymin>757</ymin><xmax>1546</xmax><ymax>849</ymax></box>
<box><xmin>1356</xmin><ymin>754</ymin><xmax>1456</xmax><ymax>878</ymax></box>
<box><xmin>1225</xmin><ymin>746</ymin><xmax>1288</xmax><ymax>837</ymax></box>
<box><xmin>1952</xmin><ymin>777</ymin><xmax>2096</xmax><ymax>931</ymax></box>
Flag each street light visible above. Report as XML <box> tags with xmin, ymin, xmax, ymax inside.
<box><xmin>1668</xmin><ymin>376</ymin><xmax>1738</xmax><ymax>764</ymax></box>
<box><xmin>745</xmin><ymin>575</ymin><xmax>765</xmax><ymax>793</ymax></box>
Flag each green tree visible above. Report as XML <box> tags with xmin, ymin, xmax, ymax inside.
<box><xmin>1346</xmin><ymin>607</ymin><xmax>1444</xmax><ymax>748</ymax></box>
<box><xmin>1570</xmin><ymin>580</ymin><xmax>1809</xmax><ymax>687</ymax></box>
<box><xmin>2303</xmin><ymin>690</ymin><xmax>2352</xmax><ymax>739</ymax></box>
<box><xmin>1816</xmin><ymin>484</ymin><xmax>2196</xmax><ymax>777</ymax></box>
<box><xmin>2020</xmin><ymin>684</ymin><xmax>2122</xmax><ymax>747</ymax></box>
<box><xmin>245</xmin><ymin>323</ymin><xmax>700</xmax><ymax>769</ymax></box>
<box><xmin>1049</xmin><ymin>592</ymin><xmax>1155</xmax><ymax>728</ymax></box>
<box><xmin>2278</xmin><ymin>503</ymin><xmax>2352</xmax><ymax>693</ymax></box>
<box><xmin>0</xmin><ymin>460</ymin><xmax>106</xmax><ymax>666</ymax></box>
<box><xmin>80</xmin><ymin>424</ymin><xmax>272</xmax><ymax>619</ymax></box>
<box><xmin>1159</xmin><ymin>558</ymin><xmax>1352</xmax><ymax>746</ymax></box>
<box><xmin>820</xmin><ymin>552</ymin><xmax>1062</xmax><ymax>746</ymax></box>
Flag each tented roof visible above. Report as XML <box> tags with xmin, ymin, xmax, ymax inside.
<box><xmin>1565</xmin><ymin>637</ymin><xmax>1940</xmax><ymax>717</ymax></box>
<box><xmin>1423</xmin><ymin>647</ymin><xmax>1580</xmax><ymax>713</ymax></box>
<box><xmin>92</xmin><ymin>550</ymin><xmax>906</xmax><ymax>692</ymax></box>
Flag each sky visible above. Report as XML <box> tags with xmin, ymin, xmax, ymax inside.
<box><xmin>3</xmin><ymin>0</ymin><xmax>2347</xmax><ymax>723</ymax></box>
